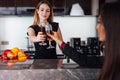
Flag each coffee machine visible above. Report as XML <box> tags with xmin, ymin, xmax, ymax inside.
<box><xmin>69</xmin><ymin>37</ymin><xmax>103</xmax><ymax>68</ymax></box>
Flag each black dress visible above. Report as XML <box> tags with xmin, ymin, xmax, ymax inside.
<box><xmin>29</xmin><ymin>22</ymin><xmax>59</xmax><ymax>59</ymax></box>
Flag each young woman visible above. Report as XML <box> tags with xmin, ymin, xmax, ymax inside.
<box><xmin>27</xmin><ymin>0</ymin><xmax>63</xmax><ymax>68</ymax></box>
<box><xmin>48</xmin><ymin>2</ymin><xmax>120</xmax><ymax>79</ymax></box>
<box><xmin>97</xmin><ymin>2</ymin><xmax>120</xmax><ymax>80</ymax></box>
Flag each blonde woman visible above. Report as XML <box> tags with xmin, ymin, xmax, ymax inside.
<box><xmin>28</xmin><ymin>0</ymin><xmax>63</xmax><ymax>68</ymax></box>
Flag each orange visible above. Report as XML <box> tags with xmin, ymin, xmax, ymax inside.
<box><xmin>19</xmin><ymin>49</ymin><xmax>24</xmax><ymax>53</ymax></box>
<box><xmin>11</xmin><ymin>47</ymin><xmax>19</xmax><ymax>57</ymax></box>
<box><xmin>18</xmin><ymin>56</ymin><xmax>27</xmax><ymax>62</ymax></box>
<box><xmin>18</xmin><ymin>50</ymin><xmax>25</xmax><ymax>57</ymax></box>
<box><xmin>17</xmin><ymin>50</ymin><xmax>27</xmax><ymax>62</ymax></box>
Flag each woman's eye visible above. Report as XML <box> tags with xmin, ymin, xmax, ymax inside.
<box><xmin>41</xmin><ymin>9</ymin><xmax>44</xmax><ymax>11</ymax></box>
<box><xmin>47</xmin><ymin>10</ymin><xmax>50</xmax><ymax>12</ymax></box>
<box><xmin>97</xmin><ymin>18</ymin><xmax>101</xmax><ymax>23</ymax></box>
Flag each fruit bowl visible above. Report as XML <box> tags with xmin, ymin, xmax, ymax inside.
<box><xmin>0</xmin><ymin>47</ymin><xmax>30</xmax><ymax>67</ymax></box>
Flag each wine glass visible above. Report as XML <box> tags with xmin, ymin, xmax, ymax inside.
<box><xmin>45</xmin><ymin>24</ymin><xmax>55</xmax><ymax>49</ymax></box>
<box><xmin>39</xmin><ymin>25</ymin><xmax>47</xmax><ymax>46</ymax></box>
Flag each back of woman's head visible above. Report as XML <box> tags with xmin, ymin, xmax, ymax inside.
<box><xmin>101</xmin><ymin>2</ymin><xmax>120</xmax><ymax>59</ymax></box>
<box><xmin>98</xmin><ymin>2</ymin><xmax>120</xmax><ymax>80</ymax></box>
<box><xmin>101</xmin><ymin>2</ymin><xmax>120</xmax><ymax>33</ymax></box>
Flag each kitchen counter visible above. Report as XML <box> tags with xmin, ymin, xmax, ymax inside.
<box><xmin>0</xmin><ymin>59</ymin><xmax>100</xmax><ymax>80</ymax></box>
<box><xmin>0</xmin><ymin>59</ymin><xmax>81</xmax><ymax>69</ymax></box>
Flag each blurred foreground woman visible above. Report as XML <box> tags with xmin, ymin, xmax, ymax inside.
<box><xmin>48</xmin><ymin>2</ymin><xmax>120</xmax><ymax>80</ymax></box>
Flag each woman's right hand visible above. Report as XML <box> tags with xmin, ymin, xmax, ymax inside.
<box><xmin>37</xmin><ymin>32</ymin><xmax>46</xmax><ymax>42</ymax></box>
<box><xmin>47</xmin><ymin>31</ymin><xmax>63</xmax><ymax>46</ymax></box>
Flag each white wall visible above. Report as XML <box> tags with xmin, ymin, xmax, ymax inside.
<box><xmin>0</xmin><ymin>16</ymin><xmax>97</xmax><ymax>51</ymax></box>
<box><xmin>0</xmin><ymin>16</ymin><xmax>34</xmax><ymax>50</ymax></box>
<box><xmin>54</xmin><ymin>16</ymin><xmax>97</xmax><ymax>42</ymax></box>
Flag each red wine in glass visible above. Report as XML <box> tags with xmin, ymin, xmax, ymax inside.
<box><xmin>39</xmin><ymin>26</ymin><xmax>46</xmax><ymax>34</ymax></box>
<box><xmin>39</xmin><ymin>26</ymin><xmax>47</xmax><ymax>45</ymax></box>
<box><xmin>45</xmin><ymin>24</ymin><xmax>55</xmax><ymax>49</ymax></box>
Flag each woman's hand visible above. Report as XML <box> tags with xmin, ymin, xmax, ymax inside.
<box><xmin>37</xmin><ymin>32</ymin><xmax>46</xmax><ymax>42</ymax></box>
<box><xmin>47</xmin><ymin>31</ymin><xmax>63</xmax><ymax>46</ymax></box>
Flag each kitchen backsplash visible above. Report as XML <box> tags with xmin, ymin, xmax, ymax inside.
<box><xmin>0</xmin><ymin>16</ymin><xmax>97</xmax><ymax>53</ymax></box>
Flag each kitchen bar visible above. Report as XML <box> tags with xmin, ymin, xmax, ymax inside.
<box><xmin>0</xmin><ymin>59</ymin><xmax>100</xmax><ymax>80</ymax></box>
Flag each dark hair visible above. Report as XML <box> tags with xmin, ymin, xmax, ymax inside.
<box><xmin>98</xmin><ymin>2</ymin><xmax>120</xmax><ymax>80</ymax></box>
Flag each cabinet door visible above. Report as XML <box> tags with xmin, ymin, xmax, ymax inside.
<box><xmin>53</xmin><ymin>0</ymin><xmax>65</xmax><ymax>7</ymax></box>
<box><xmin>0</xmin><ymin>0</ymin><xmax>15</xmax><ymax>7</ymax></box>
<box><xmin>79</xmin><ymin>0</ymin><xmax>91</xmax><ymax>15</ymax></box>
<box><xmin>16</xmin><ymin>0</ymin><xmax>39</xmax><ymax>7</ymax></box>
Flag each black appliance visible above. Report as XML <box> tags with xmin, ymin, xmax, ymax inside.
<box><xmin>69</xmin><ymin>37</ymin><xmax>103</xmax><ymax>68</ymax></box>
<box><xmin>87</xmin><ymin>37</ymin><xmax>100</xmax><ymax>55</ymax></box>
<box><xmin>70</xmin><ymin>38</ymin><xmax>81</xmax><ymax>49</ymax></box>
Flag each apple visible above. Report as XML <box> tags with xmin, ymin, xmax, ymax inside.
<box><xmin>1</xmin><ymin>54</ymin><xmax>8</xmax><ymax>63</ymax></box>
<box><xmin>7</xmin><ymin>51</ymin><xmax>14</xmax><ymax>59</ymax></box>
<box><xmin>1</xmin><ymin>54</ymin><xmax>8</xmax><ymax>60</ymax></box>
<box><xmin>0</xmin><ymin>55</ymin><xmax>2</xmax><ymax>60</ymax></box>
<box><xmin>25</xmin><ymin>54</ymin><xmax>30</xmax><ymax>59</ymax></box>
<box><xmin>11</xmin><ymin>57</ymin><xmax>18</xmax><ymax>62</ymax></box>
<box><xmin>3</xmin><ymin>49</ymin><xmax>11</xmax><ymax>56</ymax></box>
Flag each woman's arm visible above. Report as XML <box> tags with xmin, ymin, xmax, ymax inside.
<box><xmin>28</xmin><ymin>28</ymin><xmax>46</xmax><ymax>42</ymax></box>
<box><xmin>62</xmin><ymin>44</ymin><xmax>86</xmax><ymax>66</ymax></box>
<box><xmin>56</xmin><ymin>27</ymin><xmax>63</xmax><ymax>43</ymax></box>
<box><xmin>56</xmin><ymin>27</ymin><xmax>63</xmax><ymax>68</ymax></box>
<box><xmin>48</xmin><ymin>32</ymin><xmax>86</xmax><ymax>66</ymax></box>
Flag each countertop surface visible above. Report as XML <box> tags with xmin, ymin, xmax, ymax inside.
<box><xmin>0</xmin><ymin>59</ymin><xmax>100</xmax><ymax>80</ymax></box>
<box><xmin>0</xmin><ymin>59</ymin><xmax>80</xmax><ymax>69</ymax></box>
<box><xmin>0</xmin><ymin>59</ymin><xmax>101</xmax><ymax>69</ymax></box>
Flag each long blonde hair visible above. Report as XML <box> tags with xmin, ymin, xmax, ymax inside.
<box><xmin>33</xmin><ymin>0</ymin><xmax>53</xmax><ymax>25</ymax></box>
